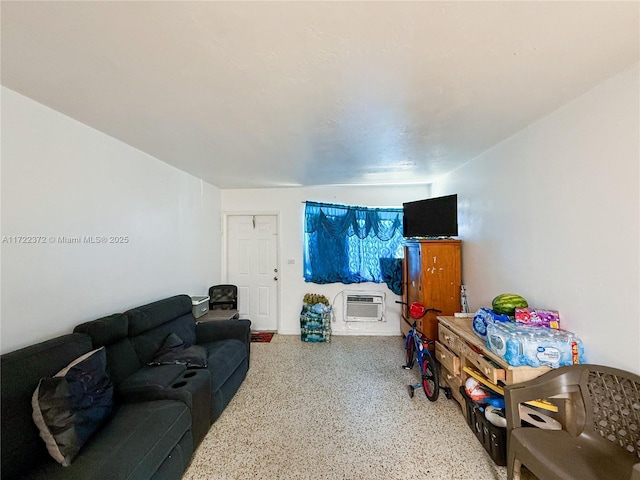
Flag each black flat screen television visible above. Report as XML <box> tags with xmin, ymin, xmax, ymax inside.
<box><xmin>402</xmin><ymin>194</ymin><xmax>458</xmax><ymax>238</ymax></box>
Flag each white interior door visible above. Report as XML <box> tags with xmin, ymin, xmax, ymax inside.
<box><xmin>227</xmin><ymin>215</ymin><xmax>278</xmax><ymax>331</ymax></box>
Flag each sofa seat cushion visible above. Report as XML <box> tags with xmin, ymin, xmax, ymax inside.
<box><xmin>203</xmin><ymin>339</ymin><xmax>247</xmax><ymax>392</ymax></box>
<box><xmin>24</xmin><ymin>400</ymin><xmax>192</xmax><ymax>480</ymax></box>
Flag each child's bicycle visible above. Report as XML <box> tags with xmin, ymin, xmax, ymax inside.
<box><xmin>398</xmin><ymin>301</ymin><xmax>452</xmax><ymax>401</ymax></box>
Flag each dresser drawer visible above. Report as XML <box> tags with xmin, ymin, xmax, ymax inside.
<box><xmin>463</xmin><ymin>346</ymin><xmax>506</xmax><ymax>384</ymax></box>
<box><xmin>442</xmin><ymin>369</ymin><xmax>464</xmax><ymax>405</ymax></box>
<box><xmin>438</xmin><ymin>324</ymin><xmax>462</xmax><ymax>355</ymax></box>
<box><xmin>436</xmin><ymin>341</ymin><xmax>460</xmax><ymax>376</ymax></box>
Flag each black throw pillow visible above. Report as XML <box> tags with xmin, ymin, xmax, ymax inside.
<box><xmin>148</xmin><ymin>333</ymin><xmax>208</xmax><ymax>368</ymax></box>
<box><xmin>32</xmin><ymin>347</ymin><xmax>114</xmax><ymax>466</ymax></box>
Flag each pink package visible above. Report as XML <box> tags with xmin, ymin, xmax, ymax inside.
<box><xmin>515</xmin><ymin>308</ymin><xmax>560</xmax><ymax>329</ymax></box>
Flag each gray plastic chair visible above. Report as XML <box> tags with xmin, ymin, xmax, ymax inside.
<box><xmin>504</xmin><ymin>364</ymin><xmax>640</xmax><ymax>480</ymax></box>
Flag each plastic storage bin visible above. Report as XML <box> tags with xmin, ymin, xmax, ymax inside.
<box><xmin>191</xmin><ymin>296</ymin><xmax>210</xmax><ymax>319</ymax></box>
<box><xmin>460</xmin><ymin>386</ymin><xmax>507</xmax><ymax>466</ymax></box>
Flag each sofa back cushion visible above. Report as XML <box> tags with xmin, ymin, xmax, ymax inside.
<box><xmin>126</xmin><ymin>295</ymin><xmax>197</xmax><ymax>365</ymax></box>
<box><xmin>73</xmin><ymin>314</ymin><xmax>142</xmax><ymax>386</ymax></box>
<box><xmin>1</xmin><ymin>333</ymin><xmax>93</xmax><ymax>479</ymax></box>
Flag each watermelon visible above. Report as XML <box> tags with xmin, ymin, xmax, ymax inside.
<box><xmin>492</xmin><ymin>293</ymin><xmax>528</xmax><ymax>316</ymax></box>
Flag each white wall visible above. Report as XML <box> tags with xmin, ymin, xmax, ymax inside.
<box><xmin>1</xmin><ymin>87</ymin><xmax>222</xmax><ymax>353</ymax></box>
<box><xmin>432</xmin><ymin>64</ymin><xmax>640</xmax><ymax>373</ymax></box>
<box><xmin>222</xmin><ymin>185</ymin><xmax>431</xmax><ymax>336</ymax></box>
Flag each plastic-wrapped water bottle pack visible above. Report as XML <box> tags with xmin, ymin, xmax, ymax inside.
<box><xmin>486</xmin><ymin>319</ymin><xmax>585</xmax><ymax>368</ymax></box>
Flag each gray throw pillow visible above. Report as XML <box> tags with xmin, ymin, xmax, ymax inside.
<box><xmin>32</xmin><ymin>347</ymin><xmax>114</xmax><ymax>466</ymax></box>
<box><xmin>148</xmin><ymin>332</ymin><xmax>208</xmax><ymax>368</ymax></box>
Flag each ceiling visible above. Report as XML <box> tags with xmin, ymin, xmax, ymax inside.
<box><xmin>2</xmin><ymin>2</ymin><xmax>638</xmax><ymax>189</ymax></box>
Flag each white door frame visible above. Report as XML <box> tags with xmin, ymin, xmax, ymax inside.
<box><xmin>222</xmin><ymin>211</ymin><xmax>281</xmax><ymax>332</ymax></box>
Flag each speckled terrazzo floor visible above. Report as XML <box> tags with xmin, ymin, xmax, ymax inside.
<box><xmin>183</xmin><ymin>334</ymin><xmax>523</xmax><ymax>480</ymax></box>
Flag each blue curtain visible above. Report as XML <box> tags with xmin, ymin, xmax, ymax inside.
<box><xmin>303</xmin><ymin>202</ymin><xmax>404</xmax><ymax>292</ymax></box>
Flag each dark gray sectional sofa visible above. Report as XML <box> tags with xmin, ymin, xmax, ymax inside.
<box><xmin>1</xmin><ymin>295</ymin><xmax>251</xmax><ymax>480</ymax></box>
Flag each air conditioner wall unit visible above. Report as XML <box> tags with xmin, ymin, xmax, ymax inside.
<box><xmin>343</xmin><ymin>292</ymin><xmax>385</xmax><ymax>322</ymax></box>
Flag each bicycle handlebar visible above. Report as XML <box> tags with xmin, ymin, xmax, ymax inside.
<box><xmin>395</xmin><ymin>301</ymin><xmax>442</xmax><ymax>319</ymax></box>
<box><xmin>424</xmin><ymin>308</ymin><xmax>443</xmax><ymax>314</ymax></box>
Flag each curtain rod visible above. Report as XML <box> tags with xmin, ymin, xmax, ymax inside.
<box><xmin>301</xmin><ymin>200</ymin><xmax>402</xmax><ymax>211</ymax></box>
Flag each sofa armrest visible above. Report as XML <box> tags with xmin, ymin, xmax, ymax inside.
<box><xmin>117</xmin><ymin>365</ymin><xmax>185</xmax><ymax>401</ymax></box>
<box><xmin>504</xmin><ymin>365</ymin><xmax>585</xmax><ymax>432</ymax></box>
<box><xmin>116</xmin><ymin>365</ymin><xmax>209</xmax><ymax>410</ymax></box>
<box><xmin>195</xmin><ymin>318</ymin><xmax>250</xmax><ymax>344</ymax></box>
<box><xmin>196</xmin><ymin>318</ymin><xmax>251</xmax><ymax>367</ymax></box>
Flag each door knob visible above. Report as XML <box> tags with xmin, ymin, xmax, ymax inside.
<box><xmin>274</xmin><ymin>276</ymin><xmax>278</xmax><ymax>281</ymax></box>
<box><xmin>274</xmin><ymin>268</ymin><xmax>278</xmax><ymax>272</ymax></box>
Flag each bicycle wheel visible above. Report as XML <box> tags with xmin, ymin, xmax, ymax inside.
<box><xmin>404</xmin><ymin>337</ymin><xmax>415</xmax><ymax>369</ymax></box>
<box><xmin>421</xmin><ymin>353</ymin><xmax>440</xmax><ymax>401</ymax></box>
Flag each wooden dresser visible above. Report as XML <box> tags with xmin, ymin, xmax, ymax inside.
<box><xmin>436</xmin><ymin>315</ymin><xmax>553</xmax><ymax>412</ymax></box>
